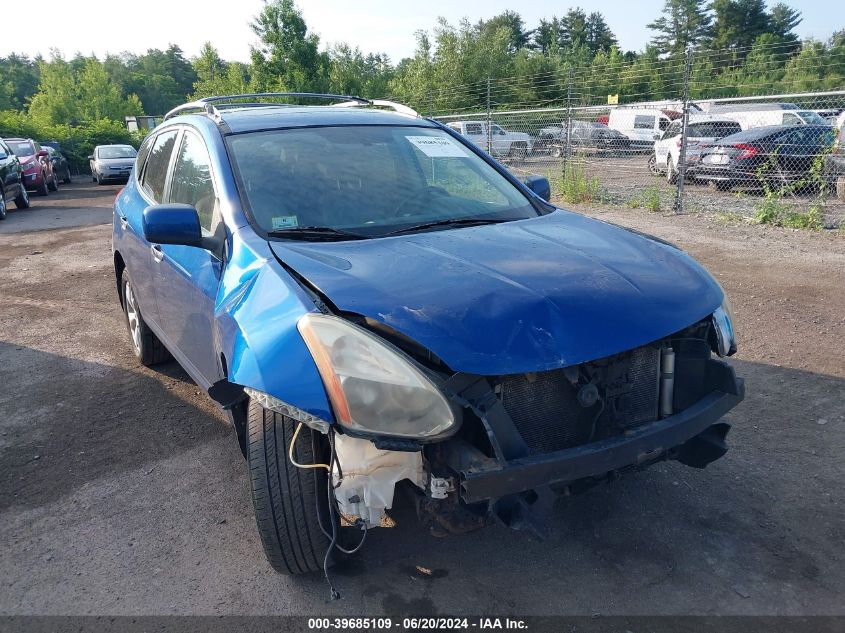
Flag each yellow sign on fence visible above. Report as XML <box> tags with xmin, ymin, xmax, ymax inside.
<box><xmin>607</xmin><ymin>94</ymin><xmax>619</xmax><ymax>105</ymax></box>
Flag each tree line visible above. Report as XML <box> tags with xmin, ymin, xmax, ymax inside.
<box><xmin>1</xmin><ymin>0</ymin><xmax>844</xmax><ymax>128</ymax></box>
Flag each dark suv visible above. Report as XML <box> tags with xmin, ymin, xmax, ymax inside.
<box><xmin>0</xmin><ymin>138</ymin><xmax>31</xmax><ymax>220</ymax></box>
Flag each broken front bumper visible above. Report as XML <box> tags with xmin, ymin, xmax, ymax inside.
<box><xmin>447</xmin><ymin>359</ymin><xmax>744</xmax><ymax>505</ymax></box>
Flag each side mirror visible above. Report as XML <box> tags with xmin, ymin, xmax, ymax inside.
<box><xmin>88</xmin><ymin>155</ymin><xmax>94</xmax><ymax>161</ymax></box>
<box><xmin>142</xmin><ymin>204</ymin><xmax>223</xmax><ymax>257</ymax></box>
<box><xmin>37</xmin><ymin>149</ymin><xmax>49</xmax><ymax>158</ymax></box>
<box><xmin>523</xmin><ymin>175</ymin><xmax>551</xmax><ymax>202</ymax></box>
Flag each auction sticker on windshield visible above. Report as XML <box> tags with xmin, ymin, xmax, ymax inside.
<box><xmin>406</xmin><ymin>136</ymin><xmax>467</xmax><ymax>158</ymax></box>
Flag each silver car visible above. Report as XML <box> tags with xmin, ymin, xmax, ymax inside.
<box><xmin>89</xmin><ymin>144</ymin><xmax>137</xmax><ymax>185</ymax></box>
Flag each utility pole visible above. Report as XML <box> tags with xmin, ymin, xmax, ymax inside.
<box><xmin>674</xmin><ymin>47</ymin><xmax>693</xmax><ymax>214</ymax></box>
<box><xmin>564</xmin><ymin>67</ymin><xmax>573</xmax><ymax>175</ymax></box>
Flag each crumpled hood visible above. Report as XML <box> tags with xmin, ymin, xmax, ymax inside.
<box><xmin>269</xmin><ymin>210</ymin><xmax>722</xmax><ymax>375</ymax></box>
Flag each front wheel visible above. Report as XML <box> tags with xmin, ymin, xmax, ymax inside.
<box><xmin>647</xmin><ymin>154</ymin><xmax>659</xmax><ymax>175</ymax></box>
<box><xmin>248</xmin><ymin>401</ymin><xmax>335</xmax><ymax>575</ymax></box>
<box><xmin>36</xmin><ymin>175</ymin><xmax>49</xmax><ymax>196</ymax></box>
<box><xmin>121</xmin><ymin>269</ymin><xmax>171</xmax><ymax>366</ymax></box>
<box><xmin>48</xmin><ymin>172</ymin><xmax>58</xmax><ymax>192</ymax></box>
<box><xmin>63</xmin><ymin>168</ymin><xmax>72</xmax><ymax>184</ymax></box>
<box><xmin>0</xmin><ymin>195</ymin><xmax>6</xmax><ymax>220</ymax></box>
<box><xmin>510</xmin><ymin>143</ymin><xmax>528</xmax><ymax>161</ymax></box>
<box><xmin>14</xmin><ymin>187</ymin><xmax>29</xmax><ymax>209</ymax></box>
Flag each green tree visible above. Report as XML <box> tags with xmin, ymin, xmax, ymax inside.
<box><xmin>249</xmin><ymin>0</ymin><xmax>329</xmax><ymax>92</ymax></box>
<box><xmin>0</xmin><ymin>54</ymin><xmax>41</xmax><ymax>110</ymax></box>
<box><xmin>648</xmin><ymin>0</ymin><xmax>713</xmax><ymax>54</ymax></box>
<box><xmin>585</xmin><ymin>12</ymin><xmax>618</xmax><ymax>55</ymax></box>
<box><xmin>476</xmin><ymin>11</ymin><xmax>530</xmax><ymax>54</ymax></box>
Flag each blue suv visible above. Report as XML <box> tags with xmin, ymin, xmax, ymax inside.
<box><xmin>113</xmin><ymin>93</ymin><xmax>743</xmax><ymax>577</ymax></box>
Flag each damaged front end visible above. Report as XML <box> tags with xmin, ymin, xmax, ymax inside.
<box><xmin>292</xmin><ymin>314</ymin><xmax>742</xmax><ymax>538</ymax></box>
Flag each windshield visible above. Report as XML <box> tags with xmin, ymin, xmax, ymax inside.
<box><xmin>97</xmin><ymin>146</ymin><xmax>137</xmax><ymax>159</ymax></box>
<box><xmin>227</xmin><ymin>125</ymin><xmax>538</xmax><ymax>238</ymax></box>
<box><xmin>7</xmin><ymin>140</ymin><xmax>35</xmax><ymax>157</ymax></box>
<box><xmin>797</xmin><ymin>111</ymin><xmax>828</xmax><ymax>125</ymax></box>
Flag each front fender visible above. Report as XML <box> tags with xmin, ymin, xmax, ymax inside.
<box><xmin>215</xmin><ymin>228</ymin><xmax>334</xmax><ymax>423</ymax></box>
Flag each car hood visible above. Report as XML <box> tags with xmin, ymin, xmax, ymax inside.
<box><xmin>269</xmin><ymin>211</ymin><xmax>722</xmax><ymax>375</ymax></box>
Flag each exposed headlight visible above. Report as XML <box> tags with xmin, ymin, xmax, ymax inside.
<box><xmin>243</xmin><ymin>387</ymin><xmax>330</xmax><ymax>434</ymax></box>
<box><xmin>712</xmin><ymin>296</ymin><xmax>737</xmax><ymax>357</ymax></box>
<box><xmin>297</xmin><ymin>313</ymin><xmax>457</xmax><ymax>440</ymax></box>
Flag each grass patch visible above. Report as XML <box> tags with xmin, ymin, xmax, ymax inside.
<box><xmin>627</xmin><ymin>186</ymin><xmax>662</xmax><ymax>212</ymax></box>
<box><xmin>557</xmin><ymin>163</ymin><xmax>600</xmax><ymax>204</ymax></box>
<box><xmin>714</xmin><ymin>210</ymin><xmax>745</xmax><ymax>224</ymax></box>
<box><xmin>753</xmin><ymin>196</ymin><xmax>823</xmax><ymax>230</ymax></box>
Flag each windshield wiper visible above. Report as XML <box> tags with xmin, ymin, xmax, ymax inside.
<box><xmin>386</xmin><ymin>217</ymin><xmax>507</xmax><ymax>236</ymax></box>
<box><xmin>266</xmin><ymin>226</ymin><xmax>368</xmax><ymax>241</ymax></box>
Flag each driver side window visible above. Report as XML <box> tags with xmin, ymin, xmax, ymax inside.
<box><xmin>169</xmin><ymin>131</ymin><xmax>216</xmax><ymax>232</ymax></box>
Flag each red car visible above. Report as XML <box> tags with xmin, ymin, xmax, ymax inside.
<box><xmin>5</xmin><ymin>138</ymin><xmax>58</xmax><ymax>196</ymax></box>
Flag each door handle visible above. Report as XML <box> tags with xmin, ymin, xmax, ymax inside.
<box><xmin>119</xmin><ymin>215</ymin><xmax>129</xmax><ymax>229</ymax></box>
<box><xmin>151</xmin><ymin>244</ymin><xmax>164</xmax><ymax>262</ymax></box>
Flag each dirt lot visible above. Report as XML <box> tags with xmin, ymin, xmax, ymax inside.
<box><xmin>0</xmin><ymin>181</ymin><xmax>843</xmax><ymax>615</ymax></box>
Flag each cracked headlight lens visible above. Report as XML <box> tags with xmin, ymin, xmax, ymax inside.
<box><xmin>297</xmin><ymin>313</ymin><xmax>456</xmax><ymax>440</ymax></box>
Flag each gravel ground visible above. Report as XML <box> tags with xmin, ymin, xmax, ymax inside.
<box><xmin>0</xmin><ymin>182</ymin><xmax>843</xmax><ymax>616</ymax></box>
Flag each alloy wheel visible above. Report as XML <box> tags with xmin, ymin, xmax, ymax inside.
<box><xmin>124</xmin><ymin>282</ymin><xmax>141</xmax><ymax>353</ymax></box>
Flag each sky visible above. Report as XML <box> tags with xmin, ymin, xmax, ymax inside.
<box><xmin>0</xmin><ymin>0</ymin><xmax>837</xmax><ymax>64</ymax></box>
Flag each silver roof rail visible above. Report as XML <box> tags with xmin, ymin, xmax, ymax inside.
<box><xmin>163</xmin><ymin>92</ymin><xmax>371</xmax><ymax>121</ymax></box>
<box><xmin>332</xmin><ymin>99</ymin><xmax>419</xmax><ymax>117</ymax></box>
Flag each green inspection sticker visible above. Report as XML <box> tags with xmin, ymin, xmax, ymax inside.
<box><xmin>271</xmin><ymin>215</ymin><xmax>299</xmax><ymax>229</ymax></box>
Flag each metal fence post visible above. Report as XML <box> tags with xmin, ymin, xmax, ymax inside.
<box><xmin>564</xmin><ymin>68</ymin><xmax>573</xmax><ymax>175</ymax></box>
<box><xmin>674</xmin><ymin>47</ymin><xmax>693</xmax><ymax>213</ymax></box>
<box><xmin>428</xmin><ymin>89</ymin><xmax>433</xmax><ymax>117</ymax></box>
<box><xmin>486</xmin><ymin>77</ymin><xmax>492</xmax><ymax>155</ymax></box>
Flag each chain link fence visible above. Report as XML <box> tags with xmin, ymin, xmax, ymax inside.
<box><xmin>434</xmin><ymin>74</ymin><xmax>845</xmax><ymax>229</ymax></box>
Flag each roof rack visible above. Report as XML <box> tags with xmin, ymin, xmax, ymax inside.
<box><xmin>163</xmin><ymin>92</ymin><xmax>419</xmax><ymax>121</ymax></box>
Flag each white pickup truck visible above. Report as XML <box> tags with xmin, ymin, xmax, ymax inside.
<box><xmin>445</xmin><ymin>121</ymin><xmax>532</xmax><ymax>160</ymax></box>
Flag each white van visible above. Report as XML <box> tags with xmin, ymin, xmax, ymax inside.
<box><xmin>707</xmin><ymin>103</ymin><xmax>829</xmax><ymax>130</ymax></box>
<box><xmin>607</xmin><ymin>108</ymin><xmax>675</xmax><ymax>151</ymax></box>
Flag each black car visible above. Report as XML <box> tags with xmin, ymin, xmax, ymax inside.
<box><xmin>534</xmin><ymin>121</ymin><xmax>631</xmax><ymax>157</ymax></box>
<box><xmin>0</xmin><ymin>137</ymin><xmax>31</xmax><ymax>220</ymax></box>
<box><xmin>697</xmin><ymin>125</ymin><xmax>835</xmax><ymax>191</ymax></box>
<box><xmin>40</xmin><ymin>143</ymin><xmax>72</xmax><ymax>184</ymax></box>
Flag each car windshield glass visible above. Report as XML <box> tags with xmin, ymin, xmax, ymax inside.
<box><xmin>227</xmin><ymin>125</ymin><xmax>538</xmax><ymax>238</ymax></box>
<box><xmin>98</xmin><ymin>146</ymin><xmax>137</xmax><ymax>159</ymax></box>
<box><xmin>7</xmin><ymin>141</ymin><xmax>34</xmax><ymax>156</ymax></box>
<box><xmin>797</xmin><ymin>111</ymin><xmax>828</xmax><ymax>125</ymax></box>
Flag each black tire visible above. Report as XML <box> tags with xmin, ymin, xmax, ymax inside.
<box><xmin>0</xmin><ymin>194</ymin><xmax>6</xmax><ymax>220</ymax></box>
<box><xmin>510</xmin><ymin>143</ymin><xmax>528</xmax><ymax>161</ymax></box>
<box><xmin>550</xmin><ymin>145</ymin><xmax>563</xmax><ymax>159</ymax></box>
<box><xmin>36</xmin><ymin>175</ymin><xmax>49</xmax><ymax>196</ymax></box>
<box><xmin>248</xmin><ymin>400</ymin><xmax>334</xmax><ymax>575</ymax></box>
<box><xmin>121</xmin><ymin>269</ymin><xmax>171</xmax><ymax>366</ymax></box>
<box><xmin>48</xmin><ymin>171</ymin><xmax>58</xmax><ymax>192</ymax></box>
<box><xmin>14</xmin><ymin>187</ymin><xmax>30</xmax><ymax>209</ymax></box>
<box><xmin>92</xmin><ymin>172</ymin><xmax>97</xmax><ymax>183</ymax></box>
<box><xmin>63</xmin><ymin>167</ymin><xmax>72</xmax><ymax>184</ymax></box>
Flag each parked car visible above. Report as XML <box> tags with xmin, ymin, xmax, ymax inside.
<box><xmin>824</xmin><ymin>112</ymin><xmax>845</xmax><ymax>200</ymax></box>
<box><xmin>707</xmin><ymin>103</ymin><xmax>829</xmax><ymax>130</ymax></box>
<box><xmin>0</xmin><ymin>138</ymin><xmax>31</xmax><ymax>220</ymax></box>
<box><xmin>607</xmin><ymin>108</ymin><xmax>675</xmax><ymax>151</ymax></box>
<box><xmin>445</xmin><ymin>121</ymin><xmax>532</xmax><ymax>160</ymax></box>
<box><xmin>533</xmin><ymin>121</ymin><xmax>631</xmax><ymax>157</ymax></box>
<box><xmin>696</xmin><ymin>124</ymin><xmax>835</xmax><ymax>191</ymax></box>
<box><xmin>90</xmin><ymin>144</ymin><xmax>138</xmax><ymax>185</ymax></box>
<box><xmin>39</xmin><ymin>142</ymin><xmax>72</xmax><ymax>184</ymax></box>
<box><xmin>652</xmin><ymin>117</ymin><xmax>743</xmax><ymax>183</ymax></box>
<box><xmin>5</xmin><ymin>138</ymin><xmax>57</xmax><ymax>196</ymax></box>
<box><xmin>114</xmin><ymin>93</ymin><xmax>742</xmax><ymax>578</ymax></box>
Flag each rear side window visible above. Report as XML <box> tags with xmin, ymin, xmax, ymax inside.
<box><xmin>169</xmin><ymin>131</ymin><xmax>216</xmax><ymax>231</ymax></box>
<box><xmin>465</xmin><ymin>123</ymin><xmax>483</xmax><ymax>135</ymax></box>
<box><xmin>634</xmin><ymin>115</ymin><xmax>655</xmax><ymax>129</ymax></box>
<box><xmin>141</xmin><ymin>130</ymin><xmax>178</xmax><ymax>203</ymax></box>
